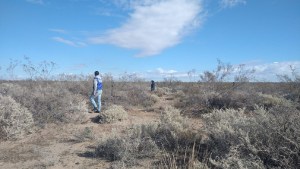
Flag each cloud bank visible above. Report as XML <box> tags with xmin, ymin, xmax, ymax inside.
<box><xmin>250</xmin><ymin>61</ymin><xmax>300</xmax><ymax>81</ymax></box>
<box><xmin>143</xmin><ymin>61</ymin><xmax>300</xmax><ymax>81</ymax></box>
<box><xmin>89</xmin><ymin>0</ymin><xmax>203</xmax><ymax>57</ymax></box>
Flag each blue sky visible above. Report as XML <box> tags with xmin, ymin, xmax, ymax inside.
<box><xmin>0</xmin><ymin>0</ymin><xmax>299</xmax><ymax>81</ymax></box>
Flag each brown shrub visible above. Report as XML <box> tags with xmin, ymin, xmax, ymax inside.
<box><xmin>99</xmin><ymin>105</ymin><xmax>128</xmax><ymax>123</ymax></box>
<box><xmin>126</xmin><ymin>87</ymin><xmax>157</xmax><ymax>108</ymax></box>
<box><xmin>0</xmin><ymin>82</ymin><xmax>89</xmax><ymax>126</ymax></box>
<box><xmin>202</xmin><ymin>106</ymin><xmax>300</xmax><ymax>168</ymax></box>
<box><xmin>95</xmin><ymin>126</ymin><xmax>160</xmax><ymax>167</ymax></box>
<box><xmin>72</xmin><ymin>127</ymin><xmax>94</xmax><ymax>142</ymax></box>
<box><xmin>0</xmin><ymin>95</ymin><xmax>34</xmax><ymax>140</ymax></box>
<box><xmin>94</xmin><ymin>106</ymin><xmax>205</xmax><ymax>168</ymax></box>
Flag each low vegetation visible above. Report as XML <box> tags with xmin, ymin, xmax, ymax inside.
<box><xmin>0</xmin><ymin>59</ymin><xmax>299</xmax><ymax>168</ymax></box>
<box><xmin>99</xmin><ymin>105</ymin><xmax>128</xmax><ymax>123</ymax></box>
<box><xmin>0</xmin><ymin>95</ymin><xmax>34</xmax><ymax>140</ymax></box>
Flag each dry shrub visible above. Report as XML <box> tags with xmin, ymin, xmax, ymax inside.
<box><xmin>99</xmin><ymin>105</ymin><xmax>128</xmax><ymax>123</ymax></box>
<box><xmin>174</xmin><ymin>90</ymin><xmax>185</xmax><ymax>98</ymax></box>
<box><xmin>0</xmin><ymin>83</ymin><xmax>25</xmax><ymax>102</ymax></box>
<box><xmin>0</xmin><ymin>82</ymin><xmax>89</xmax><ymax>126</ymax></box>
<box><xmin>95</xmin><ymin>106</ymin><xmax>205</xmax><ymax>168</ymax></box>
<box><xmin>149</xmin><ymin>93</ymin><xmax>160</xmax><ymax>103</ymax></box>
<box><xmin>177</xmin><ymin>89</ymin><xmax>295</xmax><ymax>116</ymax></box>
<box><xmin>155</xmin><ymin>87</ymin><xmax>172</xmax><ymax>97</ymax></box>
<box><xmin>175</xmin><ymin>90</ymin><xmax>219</xmax><ymax>115</ymax></box>
<box><xmin>0</xmin><ymin>95</ymin><xmax>34</xmax><ymax>140</ymax></box>
<box><xmin>29</xmin><ymin>85</ymin><xmax>89</xmax><ymax>125</ymax></box>
<box><xmin>156</xmin><ymin>150</ymin><xmax>209</xmax><ymax>169</ymax></box>
<box><xmin>65</xmin><ymin>94</ymin><xmax>89</xmax><ymax>123</ymax></box>
<box><xmin>95</xmin><ymin>126</ymin><xmax>160</xmax><ymax>167</ymax></box>
<box><xmin>72</xmin><ymin>127</ymin><xmax>94</xmax><ymax>142</ymax></box>
<box><xmin>257</xmin><ymin>92</ymin><xmax>293</xmax><ymax>109</ymax></box>
<box><xmin>202</xmin><ymin>106</ymin><xmax>300</xmax><ymax>168</ymax></box>
<box><xmin>126</xmin><ymin>88</ymin><xmax>157</xmax><ymax>107</ymax></box>
<box><xmin>161</xmin><ymin>106</ymin><xmax>187</xmax><ymax>130</ymax></box>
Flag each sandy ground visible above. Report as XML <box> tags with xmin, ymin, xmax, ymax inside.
<box><xmin>0</xmin><ymin>92</ymin><xmax>202</xmax><ymax>169</ymax></box>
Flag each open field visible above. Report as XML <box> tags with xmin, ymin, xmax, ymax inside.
<box><xmin>0</xmin><ymin>79</ymin><xmax>299</xmax><ymax>169</ymax></box>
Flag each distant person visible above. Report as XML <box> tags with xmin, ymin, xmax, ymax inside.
<box><xmin>90</xmin><ymin>71</ymin><xmax>102</xmax><ymax>113</ymax></box>
<box><xmin>151</xmin><ymin>80</ymin><xmax>156</xmax><ymax>91</ymax></box>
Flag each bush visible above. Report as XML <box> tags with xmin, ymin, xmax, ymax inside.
<box><xmin>95</xmin><ymin>126</ymin><xmax>160</xmax><ymax>167</ymax></box>
<box><xmin>0</xmin><ymin>95</ymin><xmax>34</xmax><ymax>140</ymax></box>
<box><xmin>73</xmin><ymin>127</ymin><xmax>94</xmax><ymax>142</ymax></box>
<box><xmin>126</xmin><ymin>88</ymin><xmax>157</xmax><ymax>108</ymax></box>
<box><xmin>99</xmin><ymin>105</ymin><xmax>128</xmax><ymax>123</ymax></box>
<box><xmin>155</xmin><ymin>87</ymin><xmax>172</xmax><ymax>97</ymax></box>
<box><xmin>0</xmin><ymin>82</ymin><xmax>89</xmax><ymax>126</ymax></box>
<box><xmin>0</xmin><ymin>83</ymin><xmax>25</xmax><ymax>103</ymax></box>
<box><xmin>257</xmin><ymin>92</ymin><xmax>293</xmax><ymax>109</ymax></box>
<box><xmin>202</xmin><ymin>107</ymin><xmax>300</xmax><ymax>168</ymax></box>
<box><xmin>94</xmin><ymin>106</ymin><xmax>205</xmax><ymax>168</ymax></box>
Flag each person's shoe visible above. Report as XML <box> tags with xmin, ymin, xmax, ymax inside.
<box><xmin>95</xmin><ymin>110</ymin><xmax>100</xmax><ymax>113</ymax></box>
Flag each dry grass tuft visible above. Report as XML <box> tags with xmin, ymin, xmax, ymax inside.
<box><xmin>73</xmin><ymin>127</ymin><xmax>94</xmax><ymax>142</ymax></box>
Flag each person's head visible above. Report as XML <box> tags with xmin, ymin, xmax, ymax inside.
<box><xmin>94</xmin><ymin>71</ymin><xmax>99</xmax><ymax>76</ymax></box>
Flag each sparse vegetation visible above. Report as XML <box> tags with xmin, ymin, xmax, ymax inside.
<box><xmin>73</xmin><ymin>127</ymin><xmax>94</xmax><ymax>142</ymax></box>
<box><xmin>0</xmin><ymin>81</ymin><xmax>89</xmax><ymax>127</ymax></box>
<box><xmin>0</xmin><ymin>59</ymin><xmax>299</xmax><ymax>169</ymax></box>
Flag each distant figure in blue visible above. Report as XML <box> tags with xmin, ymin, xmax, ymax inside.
<box><xmin>151</xmin><ymin>80</ymin><xmax>155</xmax><ymax>91</ymax></box>
<box><xmin>90</xmin><ymin>71</ymin><xmax>102</xmax><ymax>113</ymax></box>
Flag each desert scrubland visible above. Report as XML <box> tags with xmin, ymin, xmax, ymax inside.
<box><xmin>0</xmin><ymin>63</ymin><xmax>299</xmax><ymax>169</ymax></box>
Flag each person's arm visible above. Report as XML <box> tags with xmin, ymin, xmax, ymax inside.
<box><xmin>93</xmin><ymin>78</ymin><xmax>97</xmax><ymax>95</ymax></box>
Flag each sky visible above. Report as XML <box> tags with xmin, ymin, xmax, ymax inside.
<box><xmin>0</xmin><ymin>0</ymin><xmax>299</xmax><ymax>81</ymax></box>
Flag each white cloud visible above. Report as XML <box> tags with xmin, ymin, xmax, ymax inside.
<box><xmin>52</xmin><ymin>37</ymin><xmax>86</xmax><ymax>47</ymax></box>
<box><xmin>49</xmin><ymin>29</ymin><xmax>68</xmax><ymax>34</ymax></box>
<box><xmin>145</xmin><ymin>68</ymin><xmax>190</xmax><ymax>81</ymax></box>
<box><xmin>100</xmin><ymin>0</ymin><xmax>166</xmax><ymax>10</ymax></box>
<box><xmin>238</xmin><ymin>61</ymin><xmax>300</xmax><ymax>81</ymax></box>
<box><xmin>220</xmin><ymin>0</ymin><xmax>246</xmax><ymax>8</ymax></box>
<box><xmin>144</xmin><ymin>61</ymin><xmax>300</xmax><ymax>82</ymax></box>
<box><xmin>26</xmin><ymin>0</ymin><xmax>44</xmax><ymax>5</ymax></box>
<box><xmin>89</xmin><ymin>0</ymin><xmax>203</xmax><ymax>57</ymax></box>
<box><xmin>150</xmin><ymin>68</ymin><xmax>178</xmax><ymax>75</ymax></box>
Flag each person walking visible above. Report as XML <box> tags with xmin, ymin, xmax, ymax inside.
<box><xmin>90</xmin><ymin>71</ymin><xmax>102</xmax><ymax>113</ymax></box>
<box><xmin>151</xmin><ymin>80</ymin><xmax>155</xmax><ymax>91</ymax></box>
